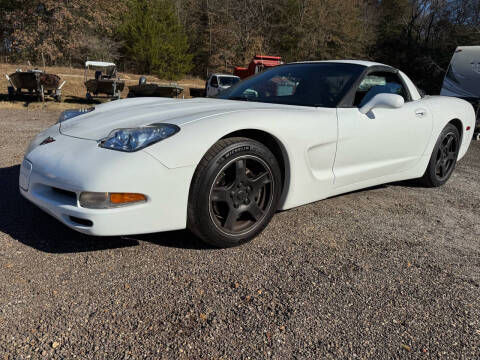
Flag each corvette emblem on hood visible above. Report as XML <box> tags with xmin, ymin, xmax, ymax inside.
<box><xmin>39</xmin><ymin>136</ymin><xmax>56</xmax><ymax>145</ymax></box>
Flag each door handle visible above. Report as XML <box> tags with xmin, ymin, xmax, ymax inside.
<box><xmin>415</xmin><ymin>108</ymin><xmax>427</xmax><ymax>117</ymax></box>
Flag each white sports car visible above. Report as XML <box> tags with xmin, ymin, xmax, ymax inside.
<box><xmin>20</xmin><ymin>61</ymin><xmax>476</xmax><ymax>247</ymax></box>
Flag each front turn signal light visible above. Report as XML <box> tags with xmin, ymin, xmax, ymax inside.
<box><xmin>110</xmin><ymin>193</ymin><xmax>146</xmax><ymax>205</ymax></box>
<box><xmin>79</xmin><ymin>192</ymin><xmax>147</xmax><ymax>209</ymax></box>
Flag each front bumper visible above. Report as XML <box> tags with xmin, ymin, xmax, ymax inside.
<box><xmin>19</xmin><ymin>133</ymin><xmax>196</xmax><ymax>236</ymax></box>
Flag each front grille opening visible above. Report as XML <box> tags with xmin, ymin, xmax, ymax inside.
<box><xmin>51</xmin><ymin>187</ymin><xmax>77</xmax><ymax>201</ymax></box>
<box><xmin>69</xmin><ymin>216</ymin><xmax>93</xmax><ymax>227</ymax></box>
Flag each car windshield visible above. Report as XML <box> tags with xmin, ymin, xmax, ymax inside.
<box><xmin>219</xmin><ymin>76</ymin><xmax>240</xmax><ymax>86</ymax></box>
<box><xmin>217</xmin><ymin>63</ymin><xmax>365</xmax><ymax>107</ymax></box>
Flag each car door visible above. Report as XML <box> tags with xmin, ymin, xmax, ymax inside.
<box><xmin>333</xmin><ymin>71</ymin><xmax>433</xmax><ymax>188</ymax></box>
<box><xmin>207</xmin><ymin>76</ymin><xmax>219</xmax><ymax>97</ymax></box>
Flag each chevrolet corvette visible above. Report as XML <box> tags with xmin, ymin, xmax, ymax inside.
<box><xmin>20</xmin><ymin>61</ymin><xmax>476</xmax><ymax>247</ymax></box>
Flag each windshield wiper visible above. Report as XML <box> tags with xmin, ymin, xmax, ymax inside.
<box><xmin>228</xmin><ymin>96</ymin><xmax>252</xmax><ymax>102</ymax></box>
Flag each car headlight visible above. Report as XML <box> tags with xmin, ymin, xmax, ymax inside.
<box><xmin>57</xmin><ymin>108</ymin><xmax>94</xmax><ymax>124</ymax></box>
<box><xmin>99</xmin><ymin>123</ymin><xmax>180</xmax><ymax>152</ymax></box>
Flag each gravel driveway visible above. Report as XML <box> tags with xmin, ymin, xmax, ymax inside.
<box><xmin>0</xmin><ymin>109</ymin><xmax>479</xmax><ymax>359</ymax></box>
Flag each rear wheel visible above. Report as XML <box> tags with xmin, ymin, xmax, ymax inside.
<box><xmin>421</xmin><ymin>123</ymin><xmax>460</xmax><ymax>187</ymax></box>
<box><xmin>187</xmin><ymin>137</ymin><xmax>282</xmax><ymax>247</ymax></box>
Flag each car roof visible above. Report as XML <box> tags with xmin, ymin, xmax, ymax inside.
<box><xmin>292</xmin><ymin>60</ymin><xmax>387</xmax><ymax>68</ymax></box>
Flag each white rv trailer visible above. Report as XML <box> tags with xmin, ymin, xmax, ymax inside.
<box><xmin>441</xmin><ymin>46</ymin><xmax>480</xmax><ymax>137</ymax></box>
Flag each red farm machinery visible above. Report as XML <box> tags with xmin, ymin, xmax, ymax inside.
<box><xmin>234</xmin><ymin>55</ymin><xmax>283</xmax><ymax>79</ymax></box>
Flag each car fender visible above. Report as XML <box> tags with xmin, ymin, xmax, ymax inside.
<box><xmin>418</xmin><ymin>96</ymin><xmax>475</xmax><ymax>161</ymax></box>
<box><xmin>143</xmin><ymin>107</ymin><xmax>339</xmax><ymax>209</ymax></box>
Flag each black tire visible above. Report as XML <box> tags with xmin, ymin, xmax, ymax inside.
<box><xmin>421</xmin><ymin>123</ymin><xmax>460</xmax><ymax>187</ymax></box>
<box><xmin>187</xmin><ymin>137</ymin><xmax>282</xmax><ymax>248</ymax></box>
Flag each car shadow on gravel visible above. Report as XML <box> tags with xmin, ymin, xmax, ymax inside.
<box><xmin>122</xmin><ymin>231</ymin><xmax>215</xmax><ymax>250</ymax></box>
<box><xmin>389</xmin><ymin>179</ymin><xmax>428</xmax><ymax>188</ymax></box>
<box><xmin>0</xmin><ymin>165</ymin><xmax>138</xmax><ymax>253</ymax></box>
<box><xmin>0</xmin><ymin>165</ymin><xmax>212</xmax><ymax>253</ymax></box>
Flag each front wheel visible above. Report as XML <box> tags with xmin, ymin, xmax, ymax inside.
<box><xmin>421</xmin><ymin>123</ymin><xmax>460</xmax><ymax>187</ymax></box>
<box><xmin>187</xmin><ymin>137</ymin><xmax>282</xmax><ymax>247</ymax></box>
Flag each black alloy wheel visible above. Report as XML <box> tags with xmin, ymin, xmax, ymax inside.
<box><xmin>421</xmin><ymin>123</ymin><xmax>460</xmax><ymax>187</ymax></box>
<box><xmin>188</xmin><ymin>137</ymin><xmax>282</xmax><ymax>247</ymax></box>
<box><xmin>209</xmin><ymin>155</ymin><xmax>274</xmax><ymax>235</ymax></box>
<box><xmin>434</xmin><ymin>131</ymin><xmax>458</xmax><ymax>181</ymax></box>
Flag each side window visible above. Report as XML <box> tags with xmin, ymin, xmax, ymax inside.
<box><xmin>210</xmin><ymin>76</ymin><xmax>218</xmax><ymax>87</ymax></box>
<box><xmin>354</xmin><ymin>72</ymin><xmax>408</xmax><ymax>107</ymax></box>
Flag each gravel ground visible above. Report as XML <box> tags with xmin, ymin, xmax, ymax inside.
<box><xmin>0</xmin><ymin>109</ymin><xmax>479</xmax><ymax>359</ymax></box>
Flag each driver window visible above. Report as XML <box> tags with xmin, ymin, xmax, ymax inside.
<box><xmin>210</xmin><ymin>76</ymin><xmax>218</xmax><ymax>87</ymax></box>
<box><xmin>354</xmin><ymin>72</ymin><xmax>408</xmax><ymax>107</ymax></box>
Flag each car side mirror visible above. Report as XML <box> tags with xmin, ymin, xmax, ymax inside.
<box><xmin>359</xmin><ymin>93</ymin><xmax>404</xmax><ymax>115</ymax></box>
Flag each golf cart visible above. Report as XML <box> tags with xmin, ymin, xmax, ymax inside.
<box><xmin>84</xmin><ymin>61</ymin><xmax>124</xmax><ymax>102</ymax></box>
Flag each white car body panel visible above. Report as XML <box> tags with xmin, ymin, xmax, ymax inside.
<box><xmin>20</xmin><ymin>61</ymin><xmax>476</xmax><ymax>236</ymax></box>
<box><xmin>399</xmin><ymin>70</ymin><xmax>421</xmax><ymax>101</ymax></box>
<box><xmin>334</xmin><ymin>101</ymin><xmax>433</xmax><ymax>188</ymax></box>
<box><xmin>21</xmin><ymin>127</ymin><xmax>194</xmax><ymax>235</ymax></box>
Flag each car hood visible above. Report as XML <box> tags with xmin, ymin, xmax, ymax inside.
<box><xmin>59</xmin><ymin>97</ymin><xmax>311</xmax><ymax>140</ymax></box>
